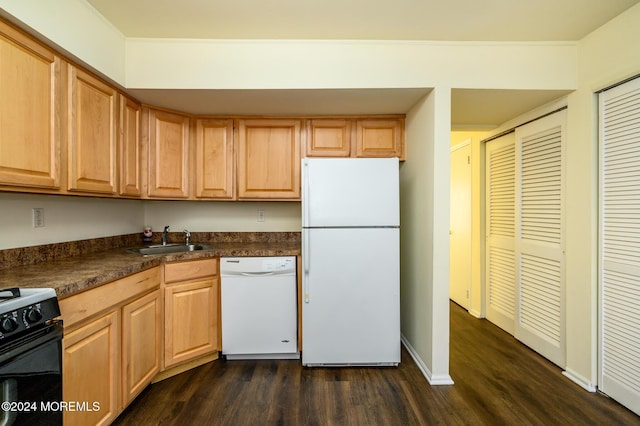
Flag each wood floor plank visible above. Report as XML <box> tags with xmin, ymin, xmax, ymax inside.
<box><xmin>114</xmin><ymin>302</ymin><xmax>640</xmax><ymax>425</ymax></box>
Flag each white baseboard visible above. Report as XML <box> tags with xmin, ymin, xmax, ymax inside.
<box><xmin>562</xmin><ymin>368</ymin><xmax>597</xmax><ymax>392</ymax></box>
<box><xmin>401</xmin><ymin>334</ymin><xmax>454</xmax><ymax>385</ymax></box>
<box><xmin>468</xmin><ymin>309</ymin><xmax>483</xmax><ymax>319</ymax></box>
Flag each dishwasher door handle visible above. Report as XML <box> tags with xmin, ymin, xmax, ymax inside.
<box><xmin>221</xmin><ymin>272</ymin><xmax>294</xmax><ymax>278</ymax></box>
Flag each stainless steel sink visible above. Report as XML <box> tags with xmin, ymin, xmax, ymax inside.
<box><xmin>128</xmin><ymin>244</ymin><xmax>213</xmax><ymax>255</ymax></box>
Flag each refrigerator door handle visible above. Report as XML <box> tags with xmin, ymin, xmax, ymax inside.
<box><xmin>303</xmin><ymin>159</ymin><xmax>310</xmax><ymax>227</ymax></box>
<box><xmin>303</xmin><ymin>158</ymin><xmax>310</xmax><ymax>304</ymax></box>
<box><xmin>303</xmin><ymin>229</ymin><xmax>310</xmax><ymax>303</ymax></box>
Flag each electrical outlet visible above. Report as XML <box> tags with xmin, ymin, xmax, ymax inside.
<box><xmin>33</xmin><ymin>208</ymin><xmax>45</xmax><ymax>228</ymax></box>
<box><xmin>257</xmin><ymin>209</ymin><xmax>265</xmax><ymax>222</ymax></box>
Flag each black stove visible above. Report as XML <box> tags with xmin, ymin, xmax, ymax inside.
<box><xmin>0</xmin><ymin>287</ymin><xmax>63</xmax><ymax>426</ymax></box>
<box><xmin>0</xmin><ymin>288</ymin><xmax>60</xmax><ymax>341</ymax></box>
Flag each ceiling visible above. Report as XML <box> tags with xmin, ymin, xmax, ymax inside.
<box><xmin>84</xmin><ymin>0</ymin><xmax>637</xmax><ymax>128</ymax></box>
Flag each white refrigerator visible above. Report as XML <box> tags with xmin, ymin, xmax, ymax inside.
<box><xmin>301</xmin><ymin>157</ymin><xmax>400</xmax><ymax>366</ymax></box>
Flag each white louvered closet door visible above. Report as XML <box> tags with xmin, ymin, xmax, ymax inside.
<box><xmin>514</xmin><ymin>110</ymin><xmax>566</xmax><ymax>368</ymax></box>
<box><xmin>485</xmin><ymin>133</ymin><xmax>516</xmax><ymax>335</ymax></box>
<box><xmin>599</xmin><ymin>77</ymin><xmax>640</xmax><ymax>416</ymax></box>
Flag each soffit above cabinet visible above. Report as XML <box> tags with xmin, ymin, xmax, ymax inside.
<box><xmin>127</xmin><ymin>88</ymin><xmax>430</xmax><ymax>116</ymax></box>
<box><xmin>86</xmin><ymin>0</ymin><xmax>639</xmax><ymax>41</ymax></box>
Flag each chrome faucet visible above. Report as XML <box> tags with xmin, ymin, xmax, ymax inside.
<box><xmin>162</xmin><ymin>225</ymin><xmax>170</xmax><ymax>246</ymax></box>
<box><xmin>184</xmin><ymin>229</ymin><xmax>191</xmax><ymax>246</ymax></box>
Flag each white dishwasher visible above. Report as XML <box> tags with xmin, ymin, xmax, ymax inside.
<box><xmin>220</xmin><ymin>256</ymin><xmax>299</xmax><ymax>360</ymax></box>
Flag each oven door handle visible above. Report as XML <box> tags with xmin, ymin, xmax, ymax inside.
<box><xmin>0</xmin><ymin>321</ymin><xmax>63</xmax><ymax>366</ymax></box>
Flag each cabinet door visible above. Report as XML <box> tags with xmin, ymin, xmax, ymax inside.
<box><xmin>121</xmin><ymin>290</ymin><xmax>160</xmax><ymax>407</ymax></box>
<box><xmin>164</xmin><ymin>278</ymin><xmax>218</xmax><ymax>367</ymax></box>
<box><xmin>194</xmin><ymin>118</ymin><xmax>234</xmax><ymax>199</ymax></box>
<box><xmin>119</xmin><ymin>95</ymin><xmax>142</xmax><ymax>197</ymax></box>
<box><xmin>67</xmin><ymin>65</ymin><xmax>118</xmax><ymax>194</ymax></box>
<box><xmin>355</xmin><ymin>119</ymin><xmax>404</xmax><ymax>159</ymax></box>
<box><xmin>0</xmin><ymin>21</ymin><xmax>62</xmax><ymax>189</ymax></box>
<box><xmin>306</xmin><ymin>119</ymin><xmax>351</xmax><ymax>157</ymax></box>
<box><xmin>147</xmin><ymin>109</ymin><xmax>190</xmax><ymax>198</ymax></box>
<box><xmin>237</xmin><ymin>119</ymin><xmax>301</xmax><ymax>199</ymax></box>
<box><xmin>63</xmin><ymin>311</ymin><xmax>119</xmax><ymax>426</ymax></box>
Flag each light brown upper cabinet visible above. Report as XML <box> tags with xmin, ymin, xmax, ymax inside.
<box><xmin>305</xmin><ymin>119</ymin><xmax>351</xmax><ymax>157</ymax></box>
<box><xmin>0</xmin><ymin>21</ymin><xmax>63</xmax><ymax>190</ymax></box>
<box><xmin>194</xmin><ymin>118</ymin><xmax>234</xmax><ymax>199</ymax></box>
<box><xmin>146</xmin><ymin>108</ymin><xmax>190</xmax><ymax>199</ymax></box>
<box><xmin>355</xmin><ymin>118</ymin><xmax>404</xmax><ymax>159</ymax></box>
<box><xmin>119</xmin><ymin>95</ymin><xmax>142</xmax><ymax>197</ymax></box>
<box><xmin>67</xmin><ymin>65</ymin><xmax>118</xmax><ymax>194</ymax></box>
<box><xmin>237</xmin><ymin>119</ymin><xmax>301</xmax><ymax>199</ymax></box>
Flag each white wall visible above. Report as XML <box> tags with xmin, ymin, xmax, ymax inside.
<box><xmin>0</xmin><ymin>193</ymin><xmax>143</xmax><ymax>249</ymax></box>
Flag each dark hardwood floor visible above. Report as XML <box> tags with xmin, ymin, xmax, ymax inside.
<box><xmin>114</xmin><ymin>302</ymin><xmax>640</xmax><ymax>425</ymax></box>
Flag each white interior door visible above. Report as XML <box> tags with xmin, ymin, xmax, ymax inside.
<box><xmin>450</xmin><ymin>140</ymin><xmax>472</xmax><ymax>309</ymax></box>
<box><xmin>485</xmin><ymin>133</ymin><xmax>516</xmax><ymax>334</ymax></box>
<box><xmin>599</xmin><ymin>77</ymin><xmax>640</xmax><ymax>416</ymax></box>
<box><xmin>513</xmin><ymin>110</ymin><xmax>566</xmax><ymax>368</ymax></box>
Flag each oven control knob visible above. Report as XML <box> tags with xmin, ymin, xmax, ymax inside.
<box><xmin>25</xmin><ymin>308</ymin><xmax>43</xmax><ymax>324</ymax></box>
<box><xmin>1</xmin><ymin>317</ymin><xmax>19</xmax><ymax>333</ymax></box>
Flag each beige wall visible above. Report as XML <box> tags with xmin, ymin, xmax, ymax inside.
<box><xmin>401</xmin><ymin>95</ymin><xmax>433</xmax><ymax>374</ymax></box>
<box><xmin>0</xmin><ymin>0</ymin><xmax>126</xmax><ymax>84</ymax></box>
<box><xmin>125</xmin><ymin>39</ymin><xmax>577</xmax><ymax>90</ymax></box>
<box><xmin>144</xmin><ymin>201</ymin><xmax>301</xmax><ymax>233</ymax></box>
<box><xmin>564</xmin><ymin>2</ymin><xmax>640</xmax><ymax>390</ymax></box>
<box><xmin>450</xmin><ymin>131</ymin><xmax>489</xmax><ymax>318</ymax></box>
<box><xmin>0</xmin><ymin>195</ymin><xmax>301</xmax><ymax>250</ymax></box>
<box><xmin>400</xmin><ymin>87</ymin><xmax>453</xmax><ymax>383</ymax></box>
<box><xmin>12</xmin><ymin>0</ymin><xmax>640</xmax><ymax>388</ymax></box>
<box><xmin>0</xmin><ymin>2</ymin><xmax>580</xmax><ymax>384</ymax></box>
<box><xmin>0</xmin><ymin>193</ymin><xmax>143</xmax><ymax>249</ymax></box>
<box><xmin>1</xmin><ymin>1</ymin><xmax>577</xmax><ymax>92</ymax></box>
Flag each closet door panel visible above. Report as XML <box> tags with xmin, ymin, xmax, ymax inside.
<box><xmin>514</xmin><ymin>110</ymin><xmax>566</xmax><ymax>368</ymax></box>
<box><xmin>600</xmin><ymin>77</ymin><xmax>640</xmax><ymax>416</ymax></box>
<box><xmin>485</xmin><ymin>134</ymin><xmax>516</xmax><ymax>334</ymax></box>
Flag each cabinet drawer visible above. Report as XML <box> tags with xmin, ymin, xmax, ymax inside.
<box><xmin>60</xmin><ymin>267</ymin><xmax>161</xmax><ymax>329</ymax></box>
<box><xmin>164</xmin><ymin>258</ymin><xmax>218</xmax><ymax>284</ymax></box>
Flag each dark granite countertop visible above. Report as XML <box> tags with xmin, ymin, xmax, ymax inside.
<box><xmin>0</xmin><ymin>242</ymin><xmax>301</xmax><ymax>299</ymax></box>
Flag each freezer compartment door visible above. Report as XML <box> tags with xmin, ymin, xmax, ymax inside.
<box><xmin>302</xmin><ymin>157</ymin><xmax>399</xmax><ymax>227</ymax></box>
<box><xmin>302</xmin><ymin>228</ymin><xmax>400</xmax><ymax>365</ymax></box>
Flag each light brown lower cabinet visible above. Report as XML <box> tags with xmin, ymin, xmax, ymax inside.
<box><xmin>163</xmin><ymin>258</ymin><xmax>219</xmax><ymax>369</ymax></box>
<box><xmin>59</xmin><ymin>259</ymin><xmax>222</xmax><ymax>424</ymax></box>
<box><xmin>63</xmin><ymin>310</ymin><xmax>119</xmax><ymax>426</ymax></box>
<box><xmin>121</xmin><ymin>289</ymin><xmax>161</xmax><ymax>406</ymax></box>
<box><xmin>60</xmin><ymin>267</ymin><xmax>161</xmax><ymax>426</ymax></box>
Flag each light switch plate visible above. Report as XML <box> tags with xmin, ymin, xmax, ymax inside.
<box><xmin>33</xmin><ymin>208</ymin><xmax>45</xmax><ymax>228</ymax></box>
